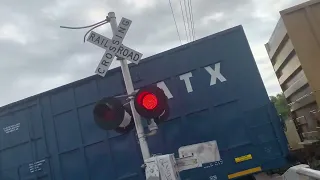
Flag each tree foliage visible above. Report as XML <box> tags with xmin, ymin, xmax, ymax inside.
<box><xmin>270</xmin><ymin>93</ymin><xmax>291</xmax><ymax>120</ymax></box>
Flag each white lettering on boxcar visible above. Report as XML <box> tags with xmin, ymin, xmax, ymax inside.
<box><xmin>157</xmin><ymin>62</ymin><xmax>227</xmax><ymax>98</ymax></box>
<box><xmin>3</xmin><ymin>123</ymin><xmax>20</xmax><ymax>134</ymax></box>
<box><xmin>209</xmin><ymin>175</ymin><xmax>218</xmax><ymax>180</ymax></box>
<box><xmin>29</xmin><ymin>159</ymin><xmax>46</xmax><ymax>173</ymax></box>
<box><xmin>157</xmin><ymin>81</ymin><xmax>173</xmax><ymax>99</ymax></box>
<box><xmin>179</xmin><ymin>72</ymin><xmax>194</xmax><ymax>93</ymax></box>
<box><xmin>205</xmin><ymin>63</ymin><xmax>227</xmax><ymax>86</ymax></box>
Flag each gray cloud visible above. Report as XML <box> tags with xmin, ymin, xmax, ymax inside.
<box><xmin>0</xmin><ymin>0</ymin><xmax>308</xmax><ymax>106</ymax></box>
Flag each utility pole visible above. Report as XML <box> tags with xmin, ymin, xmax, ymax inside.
<box><xmin>108</xmin><ymin>12</ymin><xmax>151</xmax><ymax>160</ymax></box>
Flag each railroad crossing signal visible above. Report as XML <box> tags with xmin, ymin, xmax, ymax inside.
<box><xmin>93</xmin><ymin>97</ymin><xmax>134</xmax><ymax>133</ymax></box>
<box><xmin>93</xmin><ymin>85</ymin><xmax>169</xmax><ymax>133</ymax></box>
<box><xmin>86</xmin><ymin>17</ymin><xmax>143</xmax><ymax>77</ymax></box>
<box><xmin>85</xmin><ymin>13</ymin><xmax>208</xmax><ymax>179</ymax></box>
<box><xmin>134</xmin><ymin>85</ymin><xmax>169</xmax><ymax>122</ymax></box>
<box><xmin>88</xmin><ymin>12</ymin><xmax>152</xmax><ymax>160</ymax></box>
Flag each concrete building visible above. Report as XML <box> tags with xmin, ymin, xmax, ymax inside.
<box><xmin>265</xmin><ymin>0</ymin><xmax>320</xmax><ymax>146</ymax></box>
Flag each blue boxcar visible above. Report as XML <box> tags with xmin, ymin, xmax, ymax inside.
<box><xmin>0</xmin><ymin>25</ymin><xmax>289</xmax><ymax>180</ymax></box>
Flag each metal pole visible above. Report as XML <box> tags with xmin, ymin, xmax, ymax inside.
<box><xmin>108</xmin><ymin>12</ymin><xmax>151</xmax><ymax>160</ymax></box>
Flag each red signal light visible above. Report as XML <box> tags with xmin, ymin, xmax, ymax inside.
<box><xmin>137</xmin><ymin>91</ymin><xmax>159</xmax><ymax>110</ymax></box>
<box><xmin>134</xmin><ymin>85</ymin><xmax>169</xmax><ymax>120</ymax></box>
<box><xmin>142</xmin><ymin>94</ymin><xmax>158</xmax><ymax>110</ymax></box>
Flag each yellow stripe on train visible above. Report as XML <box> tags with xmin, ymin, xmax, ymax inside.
<box><xmin>235</xmin><ymin>154</ymin><xmax>253</xmax><ymax>163</ymax></box>
<box><xmin>228</xmin><ymin>167</ymin><xmax>262</xmax><ymax>179</ymax></box>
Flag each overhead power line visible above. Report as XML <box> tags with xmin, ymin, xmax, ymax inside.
<box><xmin>191</xmin><ymin>0</ymin><xmax>195</xmax><ymax>40</ymax></box>
<box><xmin>179</xmin><ymin>0</ymin><xmax>190</xmax><ymax>42</ymax></box>
<box><xmin>185</xmin><ymin>0</ymin><xmax>193</xmax><ymax>41</ymax></box>
<box><xmin>168</xmin><ymin>0</ymin><xmax>182</xmax><ymax>44</ymax></box>
<box><xmin>187</xmin><ymin>0</ymin><xmax>193</xmax><ymax>41</ymax></box>
<box><xmin>183</xmin><ymin>0</ymin><xmax>191</xmax><ymax>42</ymax></box>
<box><xmin>188</xmin><ymin>0</ymin><xmax>195</xmax><ymax>41</ymax></box>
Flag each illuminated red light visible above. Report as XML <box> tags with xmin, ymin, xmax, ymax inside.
<box><xmin>142</xmin><ymin>94</ymin><xmax>158</xmax><ymax>110</ymax></box>
<box><xmin>134</xmin><ymin>85</ymin><xmax>169</xmax><ymax>120</ymax></box>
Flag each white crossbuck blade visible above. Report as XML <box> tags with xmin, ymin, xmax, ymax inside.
<box><xmin>87</xmin><ymin>17</ymin><xmax>143</xmax><ymax>77</ymax></box>
<box><xmin>87</xmin><ymin>31</ymin><xmax>143</xmax><ymax>65</ymax></box>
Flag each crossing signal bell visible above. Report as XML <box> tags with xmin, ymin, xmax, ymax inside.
<box><xmin>134</xmin><ymin>85</ymin><xmax>169</xmax><ymax>121</ymax></box>
<box><xmin>93</xmin><ymin>97</ymin><xmax>134</xmax><ymax>133</ymax></box>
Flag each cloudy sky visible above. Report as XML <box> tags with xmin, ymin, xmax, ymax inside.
<box><xmin>0</xmin><ymin>0</ymin><xmax>308</xmax><ymax>106</ymax></box>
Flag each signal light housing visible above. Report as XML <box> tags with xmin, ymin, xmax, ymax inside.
<box><xmin>93</xmin><ymin>97</ymin><xmax>134</xmax><ymax>133</ymax></box>
<box><xmin>134</xmin><ymin>85</ymin><xmax>169</xmax><ymax>120</ymax></box>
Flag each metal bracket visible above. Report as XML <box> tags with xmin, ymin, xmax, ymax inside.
<box><xmin>146</xmin><ymin>119</ymin><xmax>158</xmax><ymax>136</ymax></box>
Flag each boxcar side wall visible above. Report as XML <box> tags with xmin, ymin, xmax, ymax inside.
<box><xmin>280</xmin><ymin>0</ymin><xmax>320</xmax><ymax>107</ymax></box>
<box><xmin>0</xmin><ymin>26</ymin><xmax>289</xmax><ymax>180</ymax></box>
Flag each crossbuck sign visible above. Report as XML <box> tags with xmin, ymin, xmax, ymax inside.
<box><xmin>87</xmin><ymin>17</ymin><xmax>143</xmax><ymax>77</ymax></box>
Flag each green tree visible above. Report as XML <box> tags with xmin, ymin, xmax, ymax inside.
<box><xmin>270</xmin><ymin>93</ymin><xmax>291</xmax><ymax>120</ymax></box>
